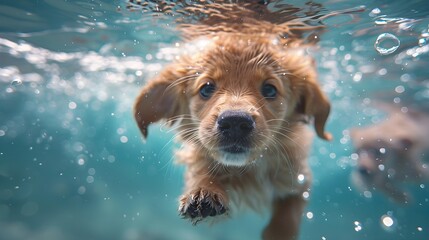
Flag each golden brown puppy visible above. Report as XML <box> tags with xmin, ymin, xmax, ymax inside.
<box><xmin>133</xmin><ymin>2</ymin><xmax>333</xmax><ymax>240</ymax></box>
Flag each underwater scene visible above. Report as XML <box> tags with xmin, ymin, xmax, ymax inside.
<box><xmin>0</xmin><ymin>0</ymin><xmax>428</xmax><ymax>240</ymax></box>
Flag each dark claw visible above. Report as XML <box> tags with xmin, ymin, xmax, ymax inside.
<box><xmin>200</xmin><ymin>200</ymin><xmax>212</xmax><ymax>218</ymax></box>
<box><xmin>179</xmin><ymin>189</ymin><xmax>228</xmax><ymax>223</ymax></box>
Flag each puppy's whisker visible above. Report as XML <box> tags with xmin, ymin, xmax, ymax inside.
<box><xmin>250</xmin><ymin>97</ymin><xmax>269</xmax><ymax>112</ymax></box>
<box><xmin>258</xmin><ymin>133</ymin><xmax>286</xmax><ymax>177</ymax></box>
<box><xmin>161</xmin><ymin>115</ymin><xmax>201</xmax><ymax>131</ymax></box>
<box><xmin>269</xmin><ymin>129</ymin><xmax>306</xmax><ymax>156</ymax></box>
<box><xmin>171</xmin><ymin>125</ymin><xmax>198</xmax><ymax>135</ymax></box>
<box><xmin>172</xmin><ymin>130</ymin><xmax>198</xmax><ymax>144</ymax></box>
<box><xmin>166</xmin><ymin>73</ymin><xmax>199</xmax><ymax>91</ymax></box>
<box><xmin>206</xmin><ymin>161</ymin><xmax>223</xmax><ymax>179</ymax></box>
<box><xmin>163</xmin><ymin>128</ymin><xmax>198</xmax><ymax>151</ymax></box>
<box><xmin>260</xmin><ymin>132</ymin><xmax>293</xmax><ymax>162</ymax></box>
<box><xmin>237</xmin><ymin>162</ymin><xmax>252</xmax><ymax>176</ymax></box>
<box><xmin>254</xmin><ymin>102</ymin><xmax>268</xmax><ymax>112</ymax></box>
<box><xmin>252</xmin><ymin>96</ymin><xmax>269</xmax><ymax>110</ymax></box>
<box><xmin>166</xmin><ymin>123</ymin><xmax>200</xmax><ymax>133</ymax></box>
<box><xmin>261</xmin><ymin>133</ymin><xmax>295</xmax><ymax>180</ymax></box>
<box><xmin>269</xmin><ymin>129</ymin><xmax>299</xmax><ymax>146</ymax></box>
<box><xmin>167</xmin><ymin>114</ymin><xmax>199</xmax><ymax>122</ymax></box>
<box><xmin>178</xmin><ymin>132</ymin><xmax>200</xmax><ymax>145</ymax></box>
<box><xmin>271</xmin><ymin>127</ymin><xmax>302</xmax><ymax>142</ymax></box>
<box><xmin>266</xmin><ymin>125</ymin><xmax>297</xmax><ymax>136</ymax></box>
<box><xmin>266</xmin><ymin>118</ymin><xmax>291</xmax><ymax>124</ymax></box>
<box><xmin>162</xmin><ymin>119</ymin><xmax>199</xmax><ymax>129</ymax></box>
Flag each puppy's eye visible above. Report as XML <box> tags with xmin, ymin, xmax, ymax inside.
<box><xmin>261</xmin><ymin>83</ymin><xmax>277</xmax><ymax>99</ymax></box>
<box><xmin>199</xmin><ymin>82</ymin><xmax>216</xmax><ymax>99</ymax></box>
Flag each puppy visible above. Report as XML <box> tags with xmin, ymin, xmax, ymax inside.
<box><xmin>133</xmin><ymin>2</ymin><xmax>332</xmax><ymax>239</ymax></box>
<box><xmin>350</xmin><ymin>104</ymin><xmax>429</xmax><ymax>203</ymax></box>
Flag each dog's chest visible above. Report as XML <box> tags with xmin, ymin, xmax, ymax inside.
<box><xmin>226</xmin><ymin>163</ymin><xmax>305</xmax><ymax>211</ymax></box>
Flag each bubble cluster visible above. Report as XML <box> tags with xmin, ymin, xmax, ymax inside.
<box><xmin>354</xmin><ymin>221</ymin><xmax>362</xmax><ymax>232</ymax></box>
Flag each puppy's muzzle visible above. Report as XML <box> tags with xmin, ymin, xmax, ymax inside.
<box><xmin>216</xmin><ymin>110</ymin><xmax>255</xmax><ymax>153</ymax></box>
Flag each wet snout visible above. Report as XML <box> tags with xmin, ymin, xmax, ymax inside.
<box><xmin>216</xmin><ymin>110</ymin><xmax>255</xmax><ymax>153</ymax></box>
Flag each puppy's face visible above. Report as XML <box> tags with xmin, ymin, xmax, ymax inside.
<box><xmin>189</xmin><ymin>48</ymin><xmax>288</xmax><ymax>166</ymax></box>
<box><xmin>134</xmin><ymin>36</ymin><xmax>331</xmax><ymax>167</ymax></box>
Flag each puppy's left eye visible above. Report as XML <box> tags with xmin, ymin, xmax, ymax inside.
<box><xmin>261</xmin><ymin>83</ymin><xmax>277</xmax><ymax>99</ymax></box>
<box><xmin>199</xmin><ymin>82</ymin><xmax>216</xmax><ymax>99</ymax></box>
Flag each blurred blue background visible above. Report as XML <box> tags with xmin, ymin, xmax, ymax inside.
<box><xmin>0</xmin><ymin>0</ymin><xmax>428</xmax><ymax>239</ymax></box>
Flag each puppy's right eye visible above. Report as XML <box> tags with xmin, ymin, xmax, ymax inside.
<box><xmin>261</xmin><ymin>83</ymin><xmax>277</xmax><ymax>99</ymax></box>
<box><xmin>199</xmin><ymin>82</ymin><xmax>216</xmax><ymax>99</ymax></box>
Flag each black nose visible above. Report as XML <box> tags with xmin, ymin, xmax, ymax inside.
<box><xmin>217</xmin><ymin>111</ymin><xmax>255</xmax><ymax>140</ymax></box>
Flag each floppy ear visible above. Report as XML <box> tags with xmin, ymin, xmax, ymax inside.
<box><xmin>134</xmin><ymin>68</ymin><xmax>188</xmax><ymax>138</ymax></box>
<box><xmin>296</xmin><ymin>81</ymin><xmax>332</xmax><ymax>141</ymax></box>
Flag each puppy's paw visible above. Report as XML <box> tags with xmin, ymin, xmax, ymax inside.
<box><xmin>179</xmin><ymin>188</ymin><xmax>228</xmax><ymax>224</ymax></box>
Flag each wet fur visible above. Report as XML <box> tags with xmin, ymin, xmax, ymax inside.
<box><xmin>134</xmin><ymin>9</ymin><xmax>332</xmax><ymax>240</ymax></box>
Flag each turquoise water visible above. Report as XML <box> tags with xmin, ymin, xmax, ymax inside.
<box><xmin>0</xmin><ymin>1</ymin><xmax>428</xmax><ymax>240</ymax></box>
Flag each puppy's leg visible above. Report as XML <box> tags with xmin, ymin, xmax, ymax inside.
<box><xmin>178</xmin><ymin>172</ymin><xmax>228</xmax><ymax>224</ymax></box>
<box><xmin>263</xmin><ymin>194</ymin><xmax>306</xmax><ymax>240</ymax></box>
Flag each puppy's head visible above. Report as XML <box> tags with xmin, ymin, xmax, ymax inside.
<box><xmin>350</xmin><ymin>126</ymin><xmax>416</xmax><ymax>203</ymax></box>
<box><xmin>350</xmin><ymin>120</ymin><xmax>415</xmax><ymax>182</ymax></box>
<box><xmin>135</xmin><ymin>36</ymin><xmax>331</xmax><ymax>167</ymax></box>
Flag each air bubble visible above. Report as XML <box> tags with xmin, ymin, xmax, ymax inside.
<box><xmin>375</xmin><ymin>33</ymin><xmax>400</xmax><ymax>55</ymax></box>
<box><xmin>68</xmin><ymin>101</ymin><xmax>77</xmax><ymax>110</ymax></box>
<box><xmin>381</xmin><ymin>214</ymin><xmax>396</xmax><ymax>230</ymax></box>
<box><xmin>302</xmin><ymin>191</ymin><xmax>310</xmax><ymax>199</ymax></box>
<box><xmin>117</xmin><ymin>128</ymin><xmax>125</xmax><ymax>134</ymax></box>
<box><xmin>10</xmin><ymin>78</ymin><xmax>22</xmax><ymax>86</ymax></box>
<box><xmin>353</xmin><ymin>72</ymin><xmax>362</xmax><ymax>82</ymax></box>
<box><xmin>363</xmin><ymin>191</ymin><xmax>372</xmax><ymax>198</ymax></box>
<box><xmin>88</xmin><ymin>168</ymin><xmax>96</xmax><ymax>175</ymax></box>
<box><xmin>78</xmin><ymin>186</ymin><xmax>86</xmax><ymax>194</ymax></box>
<box><xmin>86</xmin><ymin>176</ymin><xmax>94</xmax><ymax>183</ymax></box>
<box><xmin>77</xmin><ymin>158</ymin><xmax>85</xmax><ymax>165</ymax></box>
<box><xmin>354</xmin><ymin>221</ymin><xmax>362</xmax><ymax>232</ymax></box>
<box><xmin>419</xmin><ymin>30</ymin><xmax>429</xmax><ymax>46</ymax></box>
<box><xmin>393</xmin><ymin>97</ymin><xmax>401</xmax><ymax>104</ymax></box>
<box><xmin>120</xmin><ymin>136</ymin><xmax>128</xmax><ymax>143</ymax></box>
<box><xmin>382</xmin><ymin>216</ymin><xmax>393</xmax><ymax>226</ymax></box>
<box><xmin>369</xmin><ymin>8</ymin><xmax>381</xmax><ymax>17</ymax></box>
<box><xmin>395</xmin><ymin>85</ymin><xmax>405</xmax><ymax>94</ymax></box>
<box><xmin>108</xmin><ymin>155</ymin><xmax>116</xmax><ymax>163</ymax></box>
<box><xmin>418</xmin><ymin>38</ymin><xmax>427</xmax><ymax>46</ymax></box>
<box><xmin>297</xmin><ymin>174</ymin><xmax>305</xmax><ymax>184</ymax></box>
